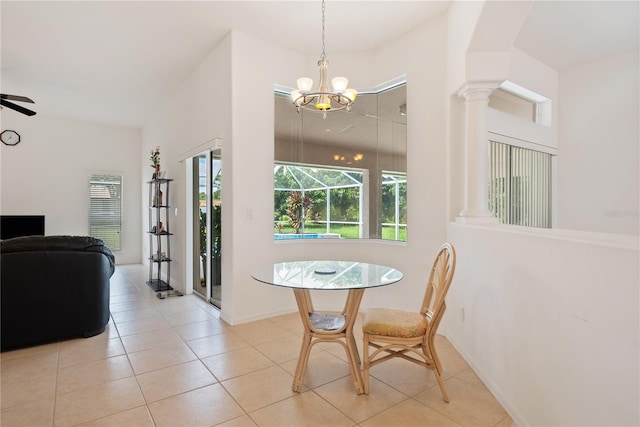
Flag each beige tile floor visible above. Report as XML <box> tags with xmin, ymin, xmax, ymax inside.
<box><xmin>1</xmin><ymin>265</ymin><xmax>512</xmax><ymax>427</ymax></box>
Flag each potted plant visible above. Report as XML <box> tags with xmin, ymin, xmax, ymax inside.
<box><xmin>211</xmin><ymin>204</ymin><xmax>222</xmax><ymax>286</ymax></box>
<box><xmin>199</xmin><ymin>204</ymin><xmax>222</xmax><ymax>287</ymax></box>
<box><xmin>150</xmin><ymin>146</ymin><xmax>160</xmax><ymax>179</ymax></box>
<box><xmin>199</xmin><ymin>209</ymin><xmax>207</xmax><ymax>287</ymax></box>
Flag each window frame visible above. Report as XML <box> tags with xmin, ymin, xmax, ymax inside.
<box><xmin>89</xmin><ymin>173</ymin><xmax>123</xmax><ymax>251</ymax></box>
<box><xmin>381</xmin><ymin>171</ymin><xmax>407</xmax><ymax>241</ymax></box>
<box><xmin>274</xmin><ymin>80</ymin><xmax>408</xmax><ymax>241</ymax></box>
<box><xmin>488</xmin><ymin>134</ymin><xmax>555</xmax><ymax>228</ymax></box>
<box><xmin>274</xmin><ymin>162</ymin><xmax>364</xmax><ymax>239</ymax></box>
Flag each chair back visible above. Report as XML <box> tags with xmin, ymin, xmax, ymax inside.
<box><xmin>420</xmin><ymin>243</ymin><xmax>456</xmax><ymax>338</ymax></box>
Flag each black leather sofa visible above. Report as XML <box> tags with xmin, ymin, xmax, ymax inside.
<box><xmin>1</xmin><ymin>235</ymin><xmax>115</xmax><ymax>351</ymax></box>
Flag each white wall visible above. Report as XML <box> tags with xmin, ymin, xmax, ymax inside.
<box><xmin>141</xmin><ymin>33</ymin><xmax>233</xmax><ymax>293</ymax></box>
<box><xmin>446</xmin><ymin>0</ymin><xmax>486</xmax><ymax>94</ymax></box>
<box><xmin>223</xmin><ymin>30</ymin><xmax>305</xmax><ymax>323</ymax></box>
<box><xmin>450</xmin><ymin>47</ymin><xmax>560</xmax><ymax>221</ymax></box>
<box><xmin>447</xmin><ymin>223</ymin><xmax>639</xmax><ymax>426</ymax></box>
<box><xmin>557</xmin><ymin>51</ymin><xmax>639</xmax><ymax>235</ymax></box>
<box><xmin>1</xmin><ymin>2</ymin><xmax>635</xmax><ymax>426</ymax></box>
<box><xmin>444</xmin><ymin>4</ymin><xmax>639</xmax><ymax>427</ymax></box>
<box><xmin>137</xmin><ymin>4</ymin><xmax>638</xmax><ymax>425</ymax></box>
<box><xmin>140</xmin><ymin>11</ymin><xmax>451</xmax><ymax>325</ymax></box>
<box><xmin>223</xmin><ymin>14</ymin><xmax>450</xmax><ymax>324</ymax></box>
<box><xmin>0</xmin><ymin>113</ymin><xmax>142</xmax><ymax>264</ymax></box>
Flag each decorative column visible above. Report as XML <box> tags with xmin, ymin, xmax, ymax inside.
<box><xmin>456</xmin><ymin>83</ymin><xmax>499</xmax><ymax>223</ymax></box>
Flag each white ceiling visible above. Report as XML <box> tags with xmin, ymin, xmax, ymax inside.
<box><xmin>1</xmin><ymin>1</ymin><xmax>638</xmax><ymax>128</ymax></box>
<box><xmin>513</xmin><ymin>1</ymin><xmax>639</xmax><ymax>71</ymax></box>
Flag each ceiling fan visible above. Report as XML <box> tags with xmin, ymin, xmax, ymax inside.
<box><xmin>0</xmin><ymin>94</ymin><xmax>37</xmax><ymax>116</ymax></box>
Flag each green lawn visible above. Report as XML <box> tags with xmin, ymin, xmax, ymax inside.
<box><xmin>382</xmin><ymin>226</ymin><xmax>407</xmax><ymax>241</ymax></box>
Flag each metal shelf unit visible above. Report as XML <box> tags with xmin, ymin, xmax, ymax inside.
<box><xmin>146</xmin><ymin>178</ymin><xmax>182</xmax><ymax>298</ymax></box>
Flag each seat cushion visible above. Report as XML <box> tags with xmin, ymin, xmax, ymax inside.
<box><xmin>362</xmin><ymin>308</ymin><xmax>428</xmax><ymax>338</ymax></box>
<box><xmin>310</xmin><ymin>312</ymin><xmax>345</xmax><ymax>331</ymax></box>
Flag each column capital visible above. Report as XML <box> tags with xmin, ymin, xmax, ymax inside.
<box><xmin>457</xmin><ymin>81</ymin><xmax>501</xmax><ymax>99</ymax></box>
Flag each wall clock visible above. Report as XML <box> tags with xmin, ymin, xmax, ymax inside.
<box><xmin>1</xmin><ymin>130</ymin><xmax>20</xmax><ymax>146</ymax></box>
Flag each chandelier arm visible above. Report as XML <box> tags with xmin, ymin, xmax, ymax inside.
<box><xmin>331</xmin><ymin>94</ymin><xmax>349</xmax><ymax>106</ymax></box>
<box><xmin>294</xmin><ymin>91</ymin><xmax>353</xmax><ymax>112</ymax></box>
<box><xmin>294</xmin><ymin>94</ymin><xmax>315</xmax><ymax>108</ymax></box>
<box><xmin>298</xmin><ymin>104</ymin><xmax>350</xmax><ymax>113</ymax></box>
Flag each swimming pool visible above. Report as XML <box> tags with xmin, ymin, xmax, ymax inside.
<box><xmin>274</xmin><ymin>233</ymin><xmax>341</xmax><ymax>240</ymax></box>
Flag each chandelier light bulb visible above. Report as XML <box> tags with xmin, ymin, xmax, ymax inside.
<box><xmin>291</xmin><ymin>90</ymin><xmax>302</xmax><ymax>105</ymax></box>
<box><xmin>343</xmin><ymin>89</ymin><xmax>357</xmax><ymax>102</ymax></box>
<box><xmin>316</xmin><ymin>94</ymin><xmax>331</xmax><ymax>110</ymax></box>
<box><xmin>297</xmin><ymin>78</ymin><xmax>313</xmax><ymax>92</ymax></box>
<box><xmin>332</xmin><ymin>77</ymin><xmax>348</xmax><ymax>92</ymax></box>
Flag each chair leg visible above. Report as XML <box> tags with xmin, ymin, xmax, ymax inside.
<box><xmin>424</xmin><ymin>340</ymin><xmax>449</xmax><ymax>403</ymax></box>
<box><xmin>433</xmin><ymin>369</ymin><xmax>449</xmax><ymax>403</ymax></box>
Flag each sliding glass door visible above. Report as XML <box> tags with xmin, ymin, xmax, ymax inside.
<box><xmin>191</xmin><ymin>149</ymin><xmax>222</xmax><ymax>308</ymax></box>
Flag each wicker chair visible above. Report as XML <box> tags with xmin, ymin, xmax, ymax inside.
<box><xmin>361</xmin><ymin>243</ymin><xmax>456</xmax><ymax>401</ymax></box>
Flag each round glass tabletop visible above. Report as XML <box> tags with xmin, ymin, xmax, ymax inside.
<box><xmin>251</xmin><ymin>260</ymin><xmax>403</xmax><ymax>290</ymax></box>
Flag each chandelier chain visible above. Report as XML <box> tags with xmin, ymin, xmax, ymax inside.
<box><xmin>320</xmin><ymin>0</ymin><xmax>326</xmax><ymax>60</ymax></box>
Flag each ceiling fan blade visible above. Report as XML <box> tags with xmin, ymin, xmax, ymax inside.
<box><xmin>0</xmin><ymin>99</ymin><xmax>37</xmax><ymax>116</ymax></box>
<box><xmin>0</xmin><ymin>94</ymin><xmax>35</xmax><ymax>104</ymax></box>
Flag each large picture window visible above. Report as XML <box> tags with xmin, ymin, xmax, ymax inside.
<box><xmin>89</xmin><ymin>174</ymin><xmax>122</xmax><ymax>250</ymax></box>
<box><xmin>274</xmin><ymin>81</ymin><xmax>407</xmax><ymax>241</ymax></box>
<box><xmin>274</xmin><ymin>163</ymin><xmax>363</xmax><ymax>238</ymax></box>
<box><xmin>381</xmin><ymin>172</ymin><xmax>407</xmax><ymax>241</ymax></box>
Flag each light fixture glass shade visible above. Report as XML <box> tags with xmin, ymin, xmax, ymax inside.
<box><xmin>343</xmin><ymin>89</ymin><xmax>357</xmax><ymax>102</ymax></box>
<box><xmin>291</xmin><ymin>90</ymin><xmax>302</xmax><ymax>105</ymax></box>
<box><xmin>332</xmin><ymin>77</ymin><xmax>348</xmax><ymax>92</ymax></box>
<box><xmin>297</xmin><ymin>77</ymin><xmax>313</xmax><ymax>92</ymax></box>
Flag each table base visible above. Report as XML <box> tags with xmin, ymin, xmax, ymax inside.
<box><xmin>292</xmin><ymin>288</ymin><xmax>365</xmax><ymax>394</ymax></box>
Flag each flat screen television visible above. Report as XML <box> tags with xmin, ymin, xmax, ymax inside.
<box><xmin>0</xmin><ymin>215</ymin><xmax>45</xmax><ymax>240</ymax></box>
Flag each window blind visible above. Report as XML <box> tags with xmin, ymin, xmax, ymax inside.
<box><xmin>89</xmin><ymin>174</ymin><xmax>122</xmax><ymax>251</ymax></box>
<box><xmin>489</xmin><ymin>141</ymin><xmax>552</xmax><ymax>228</ymax></box>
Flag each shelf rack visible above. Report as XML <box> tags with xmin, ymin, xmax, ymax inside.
<box><xmin>146</xmin><ymin>178</ymin><xmax>182</xmax><ymax>298</ymax></box>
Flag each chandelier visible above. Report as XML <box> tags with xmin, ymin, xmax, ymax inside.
<box><xmin>290</xmin><ymin>0</ymin><xmax>357</xmax><ymax>116</ymax></box>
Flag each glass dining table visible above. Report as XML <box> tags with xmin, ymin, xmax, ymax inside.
<box><xmin>251</xmin><ymin>260</ymin><xmax>403</xmax><ymax>394</ymax></box>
